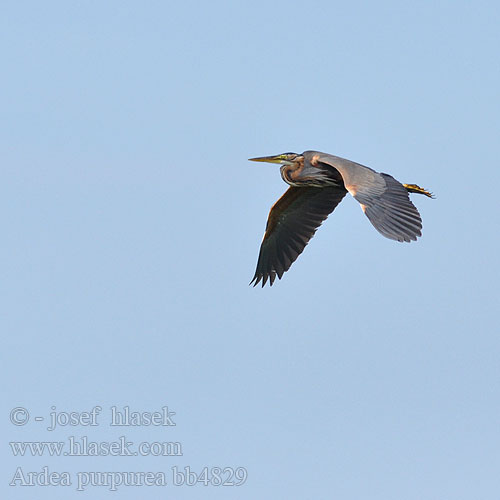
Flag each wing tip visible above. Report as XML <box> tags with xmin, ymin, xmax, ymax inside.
<box><xmin>249</xmin><ymin>271</ymin><xmax>279</xmax><ymax>288</ymax></box>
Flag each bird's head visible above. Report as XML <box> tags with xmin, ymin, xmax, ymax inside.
<box><xmin>249</xmin><ymin>152</ymin><xmax>302</xmax><ymax>165</ymax></box>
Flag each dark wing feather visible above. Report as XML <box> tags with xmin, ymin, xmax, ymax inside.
<box><xmin>251</xmin><ymin>185</ymin><xmax>347</xmax><ymax>287</ymax></box>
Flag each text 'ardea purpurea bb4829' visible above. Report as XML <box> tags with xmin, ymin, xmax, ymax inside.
<box><xmin>249</xmin><ymin>151</ymin><xmax>434</xmax><ymax>287</ymax></box>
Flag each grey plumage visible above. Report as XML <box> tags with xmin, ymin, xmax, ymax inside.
<box><xmin>249</xmin><ymin>151</ymin><xmax>433</xmax><ymax>286</ymax></box>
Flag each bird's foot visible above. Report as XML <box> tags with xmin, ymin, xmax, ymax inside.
<box><xmin>403</xmin><ymin>184</ymin><xmax>435</xmax><ymax>198</ymax></box>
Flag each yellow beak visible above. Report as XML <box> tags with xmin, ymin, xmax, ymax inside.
<box><xmin>248</xmin><ymin>155</ymin><xmax>283</xmax><ymax>164</ymax></box>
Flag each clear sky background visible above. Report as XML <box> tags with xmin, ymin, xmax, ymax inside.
<box><xmin>2</xmin><ymin>1</ymin><xmax>499</xmax><ymax>499</ymax></box>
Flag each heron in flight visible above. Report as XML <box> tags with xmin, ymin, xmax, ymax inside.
<box><xmin>249</xmin><ymin>151</ymin><xmax>433</xmax><ymax>287</ymax></box>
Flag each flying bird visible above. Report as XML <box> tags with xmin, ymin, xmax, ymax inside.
<box><xmin>249</xmin><ymin>151</ymin><xmax>433</xmax><ymax>287</ymax></box>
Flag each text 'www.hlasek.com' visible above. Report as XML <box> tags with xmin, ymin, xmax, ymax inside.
<box><xmin>8</xmin><ymin>405</ymin><xmax>248</xmax><ymax>491</ymax></box>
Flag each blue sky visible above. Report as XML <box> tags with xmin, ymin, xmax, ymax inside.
<box><xmin>2</xmin><ymin>1</ymin><xmax>499</xmax><ymax>498</ymax></box>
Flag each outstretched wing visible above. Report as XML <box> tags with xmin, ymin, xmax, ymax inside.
<box><xmin>312</xmin><ymin>152</ymin><xmax>423</xmax><ymax>242</ymax></box>
<box><xmin>356</xmin><ymin>173</ymin><xmax>422</xmax><ymax>242</ymax></box>
<box><xmin>251</xmin><ymin>185</ymin><xmax>347</xmax><ymax>287</ymax></box>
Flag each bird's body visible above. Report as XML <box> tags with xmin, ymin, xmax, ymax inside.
<box><xmin>249</xmin><ymin>151</ymin><xmax>433</xmax><ymax>287</ymax></box>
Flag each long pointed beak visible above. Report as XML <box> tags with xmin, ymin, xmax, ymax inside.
<box><xmin>248</xmin><ymin>155</ymin><xmax>283</xmax><ymax>164</ymax></box>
